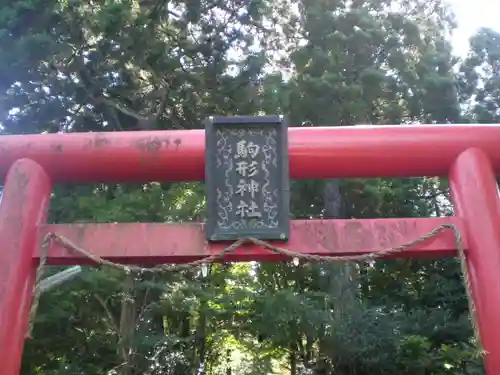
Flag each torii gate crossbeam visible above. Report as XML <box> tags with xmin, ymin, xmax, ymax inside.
<box><xmin>1</xmin><ymin>125</ymin><xmax>500</xmax><ymax>375</ymax></box>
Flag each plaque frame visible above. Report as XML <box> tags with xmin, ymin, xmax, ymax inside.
<box><xmin>204</xmin><ymin>115</ymin><xmax>290</xmax><ymax>242</ymax></box>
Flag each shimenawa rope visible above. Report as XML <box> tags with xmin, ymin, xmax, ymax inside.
<box><xmin>26</xmin><ymin>224</ymin><xmax>485</xmax><ymax>356</ymax></box>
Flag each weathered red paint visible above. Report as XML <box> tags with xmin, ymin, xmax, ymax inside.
<box><xmin>37</xmin><ymin>217</ymin><xmax>465</xmax><ymax>265</ymax></box>
<box><xmin>0</xmin><ymin>124</ymin><xmax>500</xmax><ymax>375</ymax></box>
<box><xmin>0</xmin><ymin>159</ymin><xmax>52</xmax><ymax>375</ymax></box>
<box><xmin>1</xmin><ymin>125</ymin><xmax>500</xmax><ymax>182</ymax></box>
<box><xmin>449</xmin><ymin>148</ymin><xmax>500</xmax><ymax>374</ymax></box>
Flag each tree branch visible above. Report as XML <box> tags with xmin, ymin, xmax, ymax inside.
<box><xmin>107</xmin><ymin>107</ymin><xmax>125</xmax><ymax>131</ymax></box>
<box><xmin>155</xmin><ymin>88</ymin><xmax>169</xmax><ymax>122</ymax></box>
<box><xmin>94</xmin><ymin>294</ymin><xmax>120</xmax><ymax>335</ymax></box>
<box><xmin>94</xmin><ymin>96</ymin><xmax>150</xmax><ymax>122</ymax></box>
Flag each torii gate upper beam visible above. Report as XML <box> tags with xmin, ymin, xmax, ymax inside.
<box><xmin>1</xmin><ymin>124</ymin><xmax>500</xmax><ymax>183</ymax></box>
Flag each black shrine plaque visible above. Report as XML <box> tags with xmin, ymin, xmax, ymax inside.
<box><xmin>205</xmin><ymin>115</ymin><xmax>290</xmax><ymax>241</ymax></box>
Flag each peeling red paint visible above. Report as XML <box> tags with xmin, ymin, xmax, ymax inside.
<box><xmin>135</xmin><ymin>136</ymin><xmax>173</xmax><ymax>155</ymax></box>
<box><xmin>1</xmin><ymin>125</ymin><xmax>500</xmax><ymax>183</ymax></box>
<box><xmin>1</xmin><ymin>125</ymin><xmax>500</xmax><ymax>374</ymax></box>
<box><xmin>0</xmin><ymin>159</ymin><xmax>51</xmax><ymax>375</ymax></box>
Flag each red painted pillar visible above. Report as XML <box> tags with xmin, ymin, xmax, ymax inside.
<box><xmin>0</xmin><ymin>159</ymin><xmax>51</xmax><ymax>375</ymax></box>
<box><xmin>449</xmin><ymin>148</ymin><xmax>500</xmax><ymax>375</ymax></box>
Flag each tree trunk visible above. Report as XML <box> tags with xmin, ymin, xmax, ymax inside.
<box><xmin>323</xmin><ymin>179</ymin><xmax>360</xmax><ymax>321</ymax></box>
<box><xmin>118</xmin><ymin>273</ymin><xmax>137</xmax><ymax>375</ymax></box>
<box><xmin>195</xmin><ymin>308</ymin><xmax>207</xmax><ymax>375</ymax></box>
<box><xmin>319</xmin><ymin>179</ymin><xmax>361</xmax><ymax>375</ymax></box>
<box><xmin>290</xmin><ymin>343</ymin><xmax>297</xmax><ymax>375</ymax></box>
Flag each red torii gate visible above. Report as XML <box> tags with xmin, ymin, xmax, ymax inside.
<box><xmin>1</xmin><ymin>124</ymin><xmax>500</xmax><ymax>374</ymax></box>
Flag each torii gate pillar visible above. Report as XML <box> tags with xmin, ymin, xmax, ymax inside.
<box><xmin>449</xmin><ymin>148</ymin><xmax>500</xmax><ymax>374</ymax></box>
<box><xmin>0</xmin><ymin>159</ymin><xmax>51</xmax><ymax>375</ymax></box>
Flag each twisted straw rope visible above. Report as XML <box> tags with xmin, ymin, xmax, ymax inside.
<box><xmin>26</xmin><ymin>224</ymin><xmax>484</xmax><ymax>356</ymax></box>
